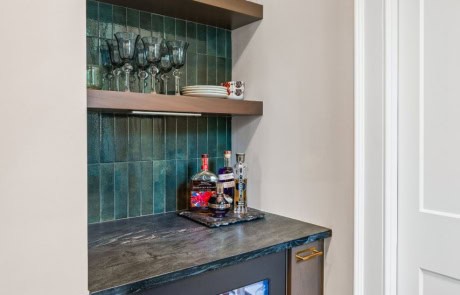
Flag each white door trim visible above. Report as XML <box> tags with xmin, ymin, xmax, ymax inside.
<box><xmin>383</xmin><ymin>0</ymin><xmax>399</xmax><ymax>294</ymax></box>
<box><xmin>353</xmin><ymin>0</ymin><xmax>365</xmax><ymax>293</ymax></box>
<box><xmin>354</xmin><ymin>0</ymin><xmax>399</xmax><ymax>294</ymax></box>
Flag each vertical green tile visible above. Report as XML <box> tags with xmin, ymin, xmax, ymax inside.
<box><xmin>176</xmin><ymin>160</ymin><xmax>188</xmax><ymax>210</ymax></box>
<box><xmin>87</xmin><ymin>112</ymin><xmax>100</xmax><ymax>164</ymax></box>
<box><xmin>87</xmin><ymin>37</ymin><xmax>99</xmax><ymax>65</ymax></box>
<box><xmin>226</xmin><ymin>117</ymin><xmax>232</xmax><ymax>151</ymax></box>
<box><xmin>177</xmin><ymin>117</ymin><xmax>187</xmax><ymax>160</ymax></box>
<box><xmin>141</xmin><ymin>117</ymin><xmax>153</xmax><ymax>160</ymax></box>
<box><xmin>226</xmin><ymin>30</ymin><xmax>232</xmax><ymax>59</ymax></box>
<box><xmin>128</xmin><ymin>162</ymin><xmax>141</xmax><ymax>217</ymax></box>
<box><xmin>88</xmin><ymin>164</ymin><xmax>100</xmax><ymax>223</ymax></box>
<box><xmin>153</xmin><ymin>117</ymin><xmax>165</xmax><ymax>160</ymax></box>
<box><xmin>113</xmin><ymin>5</ymin><xmax>127</xmax><ymax>33</ymax></box>
<box><xmin>197</xmin><ymin>117</ymin><xmax>207</xmax><ymax>156</ymax></box>
<box><xmin>100</xmin><ymin>163</ymin><xmax>114</xmax><ymax>222</ymax></box>
<box><xmin>151</xmin><ymin>14</ymin><xmax>164</xmax><ymax>38</ymax></box>
<box><xmin>176</xmin><ymin>19</ymin><xmax>186</xmax><ymax>40</ymax></box>
<box><xmin>164</xmin><ymin>17</ymin><xmax>175</xmax><ymax>40</ymax></box>
<box><xmin>114</xmin><ymin>162</ymin><xmax>128</xmax><ymax>219</ymax></box>
<box><xmin>217</xmin><ymin>28</ymin><xmax>226</xmax><ymax>57</ymax></box>
<box><xmin>165</xmin><ymin>160</ymin><xmax>177</xmax><ymax>212</ymax></box>
<box><xmin>197</xmin><ymin>54</ymin><xmax>207</xmax><ymax>85</ymax></box>
<box><xmin>141</xmin><ymin>162</ymin><xmax>154</xmax><ymax>215</ymax></box>
<box><xmin>186</xmin><ymin>53</ymin><xmax>197</xmax><ymax>86</ymax></box>
<box><xmin>226</xmin><ymin>58</ymin><xmax>232</xmax><ymax>82</ymax></box>
<box><xmin>207</xmin><ymin>56</ymin><xmax>217</xmax><ymax>85</ymax></box>
<box><xmin>217</xmin><ymin>58</ymin><xmax>226</xmax><ymax>85</ymax></box>
<box><xmin>187</xmin><ymin>159</ymin><xmax>198</xmax><ymax>208</ymax></box>
<box><xmin>87</xmin><ymin>1</ymin><xmax>98</xmax><ymax>37</ymax></box>
<box><xmin>197</xmin><ymin>24</ymin><xmax>207</xmax><ymax>54</ymax></box>
<box><xmin>217</xmin><ymin>117</ymin><xmax>227</xmax><ymax>156</ymax></box>
<box><xmin>128</xmin><ymin>116</ymin><xmax>141</xmax><ymax>161</ymax></box>
<box><xmin>99</xmin><ymin>2</ymin><xmax>113</xmax><ymax>39</ymax></box>
<box><xmin>186</xmin><ymin>22</ymin><xmax>197</xmax><ymax>53</ymax></box>
<box><xmin>165</xmin><ymin>117</ymin><xmax>176</xmax><ymax>160</ymax></box>
<box><xmin>209</xmin><ymin>157</ymin><xmax>217</xmax><ymax>173</ymax></box>
<box><xmin>140</xmin><ymin>11</ymin><xmax>152</xmax><ymax>38</ymax></box>
<box><xmin>127</xmin><ymin>8</ymin><xmax>140</xmax><ymax>34</ymax></box>
<box><xmin>217</xmin><ymin>157</ymin><xmax>224</xmax><ymax>171</ymax></box>
<box><xmin>187</xmin><ymin>117</ymin><xmax>198</xmax><ymax>159</ymax></box>
<box><xmin>207</xmin><ymin>117</ymin><xmax>217</xmax><ymax>157</ymax></box>
<box><xmin>114</xmin><ymin>115</ymin><xmax>128</xmax><ymax>162</ymax></box>
<box><xmin>153</xmin><ymin>161</ymin><xmax>165</xmax><ymax>213</ymax></box>
<box><xmin>100</xmin><ymin>113</ymin><xmax>114</xmax><ymax>163</ymax></box>
<box><xmin>207</xmin><ymin>26</ymin><xmax>217</xmax><ymax>56</ymax></box>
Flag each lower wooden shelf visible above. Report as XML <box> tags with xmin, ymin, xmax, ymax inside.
<box><xmin>87</xmin><ymin>89</ymin><xmax>263</xmax><ymax>116</ymax></box>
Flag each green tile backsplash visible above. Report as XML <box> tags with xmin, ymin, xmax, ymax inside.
<box><xmin>86</xmin><ymin>1</ymin><xmax>233</xmax><ymax>224</ymax></box>
<box><xmin>87</xmin><ymin>113</ymin><xmax>232</xmax><ymax>223</ymax></box>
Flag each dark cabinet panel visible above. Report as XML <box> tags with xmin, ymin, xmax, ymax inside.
<box><xmin>140</xmin><ymin>251</ymin><xmax>286</xmax><ymax>295</ymax></box>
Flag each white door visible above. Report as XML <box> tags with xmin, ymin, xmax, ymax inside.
<box><xmin>398</xmin><ymin>0</ymin><xmax>460</xmax><ymax>294</ymax></box>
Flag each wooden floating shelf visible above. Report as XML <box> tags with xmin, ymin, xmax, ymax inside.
<box><xmin>97</xmin><ymin>0</ymin><xmax>263</xmax><ymax>30</ymax></box>
<box><xmin>87</xmin><ymin>89</ymin><xmax>263</xmax><ymax>116</ymax></box>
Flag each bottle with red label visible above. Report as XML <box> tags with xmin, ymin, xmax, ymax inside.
<box><xmin>190</xmin><ymin>154</ymin><xmax>218</xmax><ymax>209</ymax></box>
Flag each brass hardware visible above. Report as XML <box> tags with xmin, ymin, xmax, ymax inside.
<box><xmin>295</xmin><ymin>247</ymin><xmax>324</xmax><ymax>262</ymax></box>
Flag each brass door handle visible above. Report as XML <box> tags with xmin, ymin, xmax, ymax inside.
<box><xmin>295</xmin><ymin>247</ymin><xmax>323</xmax><ymax>262</ymax></box>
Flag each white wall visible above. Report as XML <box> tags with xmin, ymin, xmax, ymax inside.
<box><xmin>232</xmin><ymin>1</ymin><xmax>354</xmax><ymax>294</ymax></box>
<box><xmin>0</xmin><ymin>1</ymin><xmax>88</xmax><ymax>294</ymax></box>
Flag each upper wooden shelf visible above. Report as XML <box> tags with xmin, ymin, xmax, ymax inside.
<box><xmin>98</xmin><ymin>0</ymin><xmax>263</xmax><ymax>30</ymax></box>
<box><xmin>87</xmin><ymin>90</ymin><xmax>263</xmax><ymax>116</ymax></box>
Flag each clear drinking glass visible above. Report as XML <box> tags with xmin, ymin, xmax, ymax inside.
<box><xmin>158</xmin><ymin>42</ymin><xmax>173</xmax><ymax>95</ymax></box>
<box><xmin>115</xmin><ymin>32</ymin><xmax>140</xmax><ymax>92</ymax></box>
<box><xmin>142</xmin><ymin>37</ymin><xmax>162</xmax><ymax>94</ymax></box>
<box><xmin>100</xmin><ymin>43</ymin><xmax>114</xmax><ymax>90</ymax></box>
<box><xmin>135</xmin><ymin>41</ymin><xmax>149</xmax><ymax>93</ymax></box>
<box><xmin>166</xmin><ymin>40</ymin><xmax>189</xmax><ymax>95</ymax></box>
<box><xmin>106</xmin><ymin>39</ymin><xmax>123</xmax><ymax>91</ymax></box>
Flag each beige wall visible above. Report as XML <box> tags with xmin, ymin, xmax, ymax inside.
<box><xmin>0</xmin><ymin>1</ymin><xmax>88</xmax><ymax>294</ymax></box>
<box><xmin>232</xmin><ymin>1</ymin><xmax>354</xmax><ymax>294</ymax></box>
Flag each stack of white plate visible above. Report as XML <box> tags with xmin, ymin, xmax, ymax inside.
<box><xmin>181</xmin><ymin>85</ymin><xmax>228</xmax><ymax>99</ymax></box>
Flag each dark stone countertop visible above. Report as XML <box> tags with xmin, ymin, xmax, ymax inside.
<box><xmin>88</xmin><ymin>210</ymin><xmax>332</xmax><ymax>295</ymax></box>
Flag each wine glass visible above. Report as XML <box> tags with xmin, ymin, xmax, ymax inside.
<box><xmin>115</xmin><ymin>32</ymin><xmax>140</xmax><ymax>92</ymax></box>
<box><xmin>106</xmin><ymin>39</ymin><xmax>123</xmax><ymax>91</ymax></box>
<box><xmin>142</xmin><ymin>37</ymin><xmax>162</xmax><ymax>94</ymax></box>
<box><xmin>166</xmin><ymin>40</ymin><xmax>189</xmax><ymax>95</ymax></box>
<box><xmin>135</xmin><ymin>41</ymin><xmax>149</xmax><ymax>93</ymax></box>
<box><xmin>158</xmin><ymin>42</ymin><xmax>173</xmax><ymax>95</ymax></box>
<box><xmin>100</xmin><ymin>43</ymin><xmax>114</xmax><ymax>90</ymax></box>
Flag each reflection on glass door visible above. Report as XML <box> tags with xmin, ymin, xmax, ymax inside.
<box><xmin>218</xmin><ymin>279</ymin><xmax>269</xmax><ymax>295</ymax></box>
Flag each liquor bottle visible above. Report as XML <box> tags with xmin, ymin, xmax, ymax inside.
<box><xmin>218</xmin><ymin>151</ymin><xmax>235</xmax><ymax>207</ymax></box>
<box><xmin>234</xmin><ymin>153</ymin><xmax>248</xmax><ymax>214</ymax></box>
<box><xmin>190</xmin><ymin>154</ymin><xmax>217</xmax><ymax>209</ymax></box>
<box><xmin>208</xmin><ymin>182</ymin><xmax>231</xmax><ymax>217</ymax></box>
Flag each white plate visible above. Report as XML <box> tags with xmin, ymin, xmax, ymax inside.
<box><xmin>183</xmin><ymin>93</ymin><xmax>228</xmax><ymax>98</ymax></box>
<box><xmin>182</xmin><ymin>86</ymin><xmax>227</xmax><ymax>91</ymax></box>
<box><xmin>182</xmin><ymin>85</ymin><xmax>226</xmax><ymax>89</ymax></box>
<box><xmin>182</xmin><ymin>90</ymin><xmax>228</xmax><ymax>95</ymax></box>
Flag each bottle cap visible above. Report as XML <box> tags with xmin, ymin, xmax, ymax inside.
<box><xmin>236</xmin><ymin>153</ymin><xmax>245</xmax><ymax>163</ymax></box>
<box><xmin>224</xmin><ymin>150</ymin><xmax>231</xmax><ymax>158</ymax></box>
<box><xmin>201</xmin><ymin>154</ymin><xmax>209</xmax><ymax>170</ymax></box>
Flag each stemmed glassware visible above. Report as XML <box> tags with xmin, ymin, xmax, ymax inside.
<box><xmin>135</xmin><ymin>41</ymin><xmax>150</xmax><ymax>93</ymax></box>
<box><xmin>106</xmin><ymin>39</ymin><xmax>123</xmax><ymax>91</ymax></box>
<box><xmin>100</xmin><ymin>43</ymin><xmax>114</xmax><ymax>90</ymax></box>
<box><xmin>166</xmin><ymin>40</ymin><xmax>189</xmax><ymax>96</ymax></box>
<box><xmin>158</xmin><ymin>42</ymin><xmax>173</xmax><ymax>95</ymax></box>
<box><xmin>115</xmin><ymin>32</ymin><xmax>140</xmax><ymax>92</ymax></box>
<box><xmin>142</xmin><ymin>37</ymin><xmax>162</xmax><ymax>95</ymax></box>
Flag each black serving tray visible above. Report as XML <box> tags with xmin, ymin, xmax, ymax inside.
<box><xmin>178</xmin><ymin>207</ymin><xmax>265</xmax><ymax>228</ymax></box>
